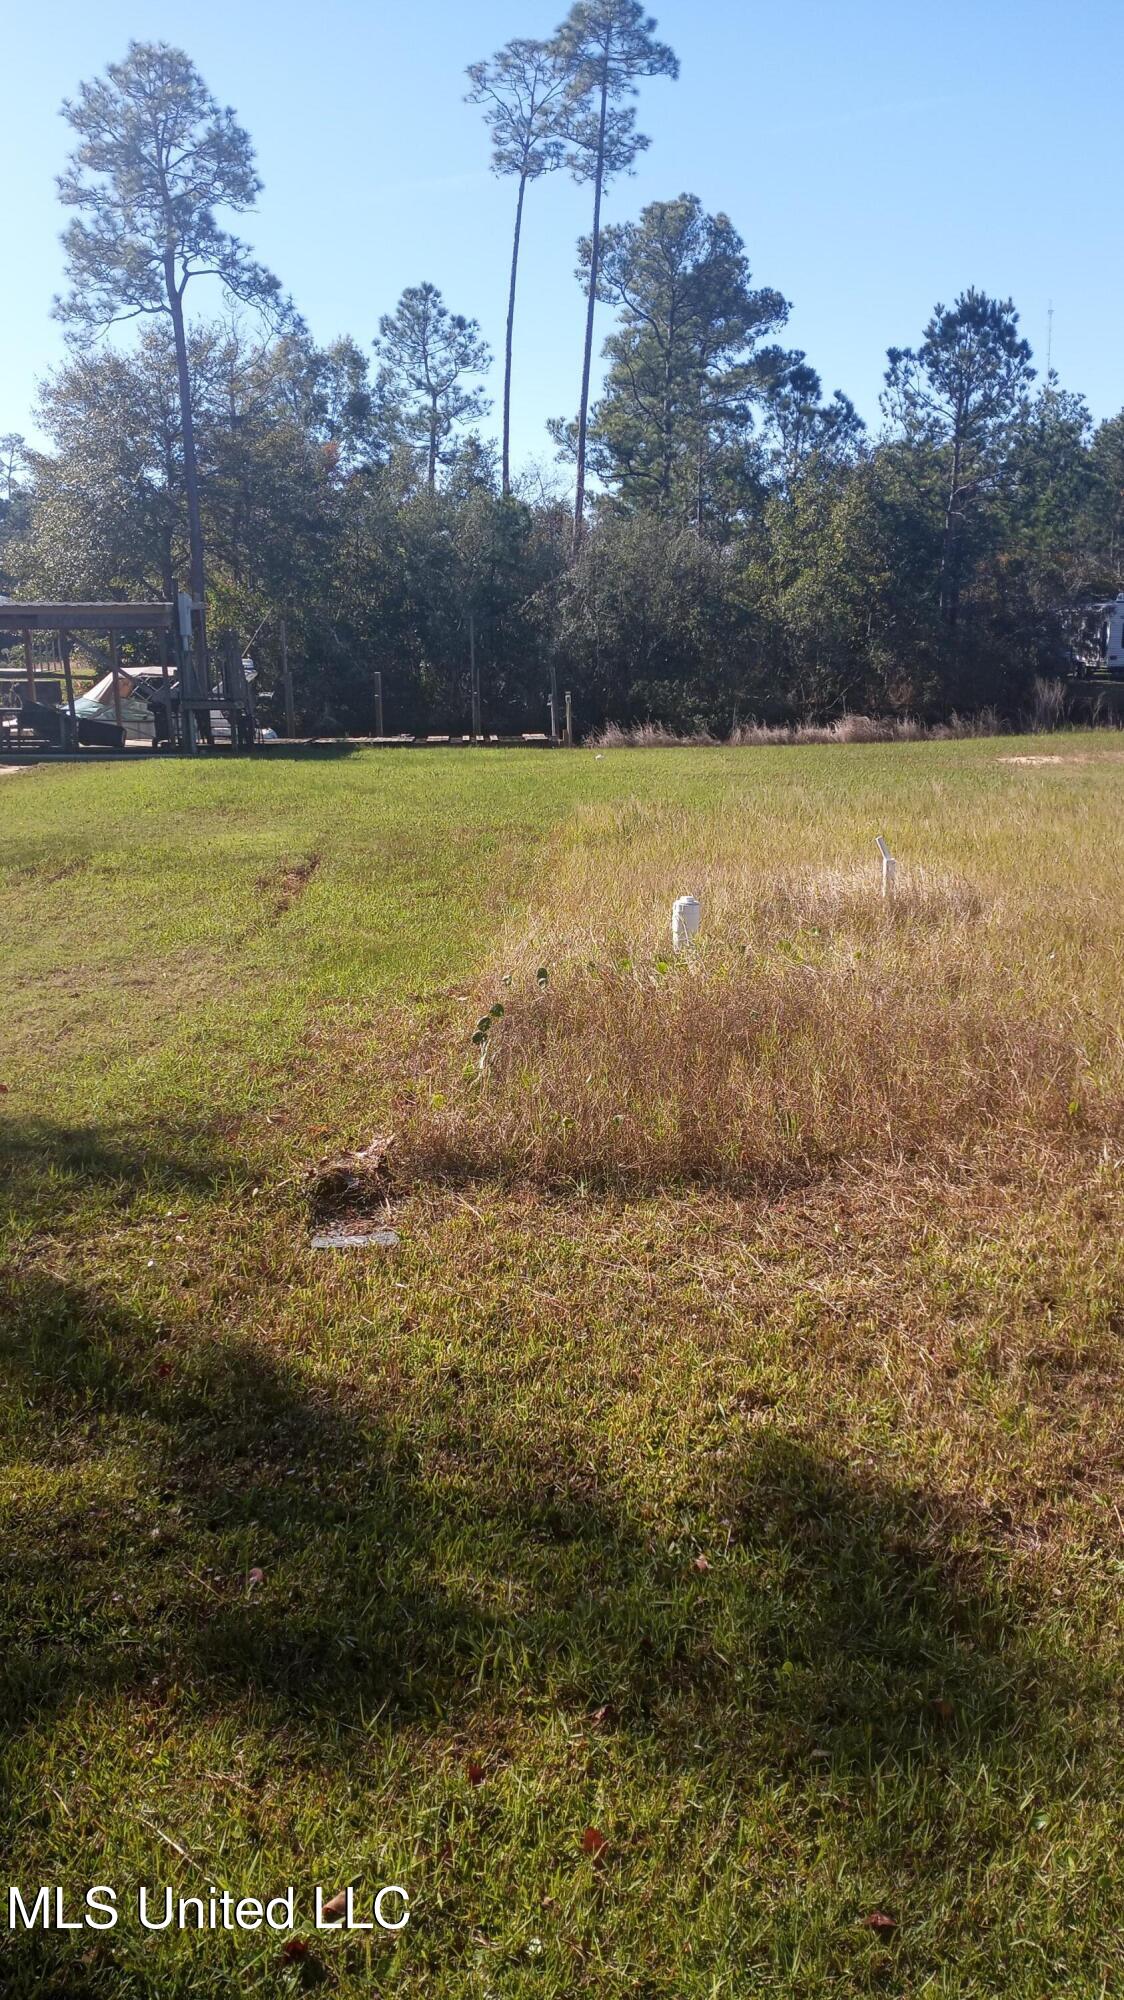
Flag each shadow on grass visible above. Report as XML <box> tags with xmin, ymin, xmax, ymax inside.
<box><xmin>0</xmin><ymin>1261</ymin><xmax>1077</xmax><ymax>1782</ymax></box>
<box><xmin>0</xmin><ymin>1118</ymin><xmax>254</xmax><ymax>1233</ymax></box>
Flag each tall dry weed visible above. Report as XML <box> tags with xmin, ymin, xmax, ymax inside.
<box><xmin>588</xmin><ymin>712</ymin><xmax>1007</xmax><ymax>748</ymax></box>
<box><xmin>399</xmin><ymin>804</ymin><xmax>1123</xmax><ymax>1190</ymax></box>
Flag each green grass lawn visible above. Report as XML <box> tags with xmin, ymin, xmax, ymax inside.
<box><xmin>2</xmin><ymin>740</ymin><xmax>1123</xmax><ymax>1997</ymax></box>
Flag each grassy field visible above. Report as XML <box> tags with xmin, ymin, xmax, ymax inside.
<box><xmin>2</xmin><ymin>738</ymin><xmax>1123</xmax><ymax>1998</ymax></box>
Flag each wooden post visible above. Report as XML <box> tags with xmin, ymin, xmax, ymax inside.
<box><xmin>176</xmin><ymin>591</ymin><xmax>196</xmax><ymax>755</ymax></box>
<box><xmin>280</xmin><ymin>618</ymin><xmax>295</xmax><ymax>738</ymax></box>
<box><xmin>22</xmin><ymin>628</ymin><xmax>34</xmax><ymax>701</ymax></box>
<box><xmin>108</xmin><ymin>628</ymin><xmax>124</xmax><ymax>730</ymax></box>
<box><xmin>59</xmin><ymin>631</ymin><xmax>78</xmax><ymax>746</ymax></box>
<box><xmin>564</xmin><ymin>690</ymin><xmax>573</xmax><ymax>747</ymax></box>
<box><xmin>374</xmin><ymin>670</ymin><xmax>384</xmax><ymax>740</ymax></box>
<box><xmin>158</xmin><ymin>623</ymin><xmax>173</xmax><ymax>753</ymax></box>
<box><xmin>469</xmin><ymin>611</ymin><xmax>480</xmax><ymax>744</ymax></box>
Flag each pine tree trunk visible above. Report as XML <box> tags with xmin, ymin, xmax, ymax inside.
<box><xmin>502</xmin><ymin>175</ymin><xmax>528</xmax><ymax>500</ymax></box>
<box><xmin>428</xmin><ymin>397</ymin><xmax>438</xmax><ymax>491</ymax></box>
<box><xmin>573</xmin><ymin>70</ymin><xmax>610</xmax><ymax>552</ymax></box>
<box><xmin>939</xmin><ymin>434</ymin><xmax>963</xmax><ymax>628</ymax></box>
<box><xmin>160</xmin><ymin>531</ymin><xmax>175</xmax><ymax>607</ymax></box>
<box><xmin>166</xmin><ymin>274</ymin><xmax>205</xmax><ymax>612</ymax></box>
<box><xmin>660</xmin><ymin>300</ymin><xmax>676</xmax><ymax>516</ymax></box>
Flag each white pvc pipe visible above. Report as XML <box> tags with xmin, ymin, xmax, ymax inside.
<box><xmin>671</xmin><ymin>895</ymin><xmax>701</xmax><ymax>951</ymax></box>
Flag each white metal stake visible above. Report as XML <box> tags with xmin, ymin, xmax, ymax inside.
<box><xmin>875</xmin><ymin>835</ymin><xmax>897</xmax><ymax>897</ymax></box>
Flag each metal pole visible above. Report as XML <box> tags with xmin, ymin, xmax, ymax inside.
<box><xmin>374</xmin><ymin>670</ymin><xmax>384</xmax><ymax>740</ymax></box>
<box><xmin>22</xmin><ymin>627</ymin><xmax>34</xmax><ymax>702</ymax></box>
<box><xmin>469</xmin><ymin>611</ymin><xmax>480</xmax><ymax>744</ymax></box>
<box><xmin>159</xmin><ymin>623</ymin><xmax>173</xmax><ymax>753</ymax></box>
<box><xmin>194</xmin><ymin>601</ymin><xmax>209</xmax><ymax>696</ymax></box>
<box><xmin>564</xmin><ymin>689</ymin><xmax>573</xmax><ymax>747</ymax></box>
<box><xmin>176</xmin><ymin>590</ymin><xmax>196</xmax><ymax>756</ymax></box>
<box><xmin>280</xmin><ymin>618</ymin><xmax>295</xmax><ymax>738</ymax></box>
<box><xmin>549</xmin><ymin>658</ymin><xmax>559</xmax><ymax>744</ymax></box>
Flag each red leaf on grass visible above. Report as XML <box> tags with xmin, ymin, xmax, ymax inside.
<box><xmin>581</xmin><ymin>1826</ymin><xmax>607</xmax><ymax>1858</ymax></box>
<box><xmin>930</xmin><ymin>1697</ymin><xmax>955</xmax><ymax>1723</ymax></box>
<box><xmin>319</xmin><ymin>1890</ymin><xmax>348</xmax><ymax>1920</ymax></box>
<box><xmin>863</xmin><ymin>1912</ymin><xmax>897</xmax><ymax>1932</ymax></box>
<box><xmin>466</xmin><ymin>1760</ymin><xmax>485</xmax><ymax>1786</ymax></box>
<box><xmin>281</xmin><ymin>1936</ymin><xmax>309</xmax><ymax>1959</ymax></box>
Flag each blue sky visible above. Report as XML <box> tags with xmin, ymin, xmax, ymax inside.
<box><xmin>2</xmin><ymin>0</ymin><xmax>1120</xmax><ymax>474</ymax></box>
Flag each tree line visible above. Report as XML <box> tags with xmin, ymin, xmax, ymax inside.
<box><xmin>2</xmin><ymin>15</ymin><xmax>1122</xmax><ymax>737</ymax></box>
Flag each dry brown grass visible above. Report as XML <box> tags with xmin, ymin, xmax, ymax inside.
<box><xmin>589</xmin><ymin>711</ymin><xmax>1004</xmax><ymax>748</ymax></box>
<box><xmin>587</xmin><ymin>719</ymin><xmax>715</xmax><ymax>747</ymax></box>
<box><xmin>397</xmin><ymin>791</ymin><xmax>1124</xmax><ymax>1191</ymax></box>
<box><xmin>731</xmin><ymin>713</ymin><xmax>928</xmax><ymax>744</ymax></box>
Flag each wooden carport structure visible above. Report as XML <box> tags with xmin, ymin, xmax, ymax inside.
<box><xmin>0</xmin><ymin>595</ymin><xmax>249</xmax><ymax>755</ymax></box>
<box><xmin>0</xmin><ymin>600</ymin><xmax>179</xmax><ymax>745</ymax></box>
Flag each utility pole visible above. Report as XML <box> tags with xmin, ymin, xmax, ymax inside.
<box><xmin>564</xmin><ymin>689</ymin><xmax>573</xmax><ymax>747</ymax></box>
<box><xmin>549</xmin><ymin>658</ymin><xmax>559</xmax><ymax>744</ymax></box>
<box><xmin>374</xmin><ymin>670</ymin><xmax>385</xmax><ymax>739</ymax></box>
<box><xmin>280</xmin><ymin>618</ymin><xmax>296</xmax><ymax>738</ymax></box>
<box><xmin>176</xmin><ymin>589</ymin><xmax>196</xmax><ymax>755</ymax></box>
<box><xmin>469</xmin><ymin>611</ymin><xmax>481</xmax><ymax>744</ymax></box>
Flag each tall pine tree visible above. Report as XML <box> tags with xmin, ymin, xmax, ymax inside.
<box><xmin>467</xmin><ymin>40</ymin><xmax>569</xmax><ymax>496</ymax></box>
<box><xmin>55</xmin><ymin>41</ymin><xmax>290</xmax><ymax>619</ymax></box>
<box><xmin>552</xmin><ymin>2</ymin><xmax>678</xmax><ymax>547</ymax></box>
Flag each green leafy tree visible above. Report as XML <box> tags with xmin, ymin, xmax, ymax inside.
<box><xmin>883</xmin><ymin>289</ymin><xmax>1034</xmax><ymax>626</ymax></box>
<box><xmin>0</xmin><ymin>435</ymin><xmax>24</xmax><ymax>512</ymax></box>
<box><xmin>15</xmin><ymin>323</ymin><xmax>354</xmax><ymax>712</ymax></box>
<box><xmin>1086</xmin><ymin>410</ymin><xmax>1124</xmax><ymax>588</ymax></box>
<box><xmin>201</xmin><ymin>328</ymin><xmax>348</xmax><ymax>636</ymax></box>
<box><xmin>467</xmin><ymin>40</ymin><xmax>569</xmax><ymax>496</ymax></box>
<box><xmin>302</xmin><ymin>335</ymin><xmax>392</xmax><ymax>477</ymax></box>
<box><xmin>556</xmin><ymin>512</ymin><xmax>758</xmax><ymax>727</ymax></box>
<box><xmin>747</xmin><ymin>448</ymin><xmax>945</xmax><ymax>718</ymax></box>
<box><xmin>759</xmin><ymin>358</ymin><xmax>864</xmax><ymax>493</ymax></box>
<box><xmin>18</xmin><ymin>332</ymin><xmax>189</xmax><ymax>602</ymax></box>
<box><xmin>373</xmin><ymin>284</ymin><xmax>492</xmax><ymax>492</ymax></box>
<box><xmin>1003</xmin><ymin>385</ymin><xmax>1093</xmax><ymax>582</ymax></box>
<box><xmin>441</xmin><ymin>488</ymin><xmax>555</xmax><ymax>732</ymax></box>
<box><xmin>0</xmin><ymin>435</ymin><xmax>29</xmax><ymax>598</ymax></box>
<box><xmin>552</xmin><ymin>1</ymin><xmax>678</xmax><ymax>546</ymax></box>
<box><xmin>442</xmin><ymin>432</ymin><xmax>502</xmax><ymax>503</ymax></box>
<box><xmin>55</xmin><ymin>40</ymin><xmax>290</xmax><ymax>612</ymax></box>
<box><xmin>568</xmin><ymin>194</ymin><xmax>789</xmax><ymax>531</ymax></box>
<box><xmin>984</xmin><ymin>384</ymin><xmax>1095</xmax><ymax>678</ymax></box>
